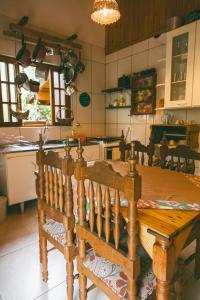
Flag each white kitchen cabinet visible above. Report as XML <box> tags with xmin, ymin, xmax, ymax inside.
<box><xmin>192</xmin><ymin>20</ymin><xmax>200</xmax><ymax>107</ymax></box>
<box><xmin>0</xmin><ymin>151</ymin><xmax>37</xmax><ymax>208</ymax></box>
<box><xmin>0</xmin><ymin>144</ymin><xmax>100</xmax><ymax>211</ymax></box>
<box><xmin>165</xmin><ymin>22</ymin><xmax>196</xmax><ymax>108</ymax></box>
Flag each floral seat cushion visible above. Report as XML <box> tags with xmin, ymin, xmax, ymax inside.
<box><xmin>42</xmin><ymin>218</ymin><xmax>66</xmax><ymax>246</ymax></box>
<box><xmin>83</xmin><ymin>249</ymin><xmax>156</xmax><ymax>299</ymax></box>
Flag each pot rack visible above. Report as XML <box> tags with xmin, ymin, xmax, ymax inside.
<box><xmin>3</xmin><ymin>21</ymin><xmax>82</xmax><ymax>54</ymax></box>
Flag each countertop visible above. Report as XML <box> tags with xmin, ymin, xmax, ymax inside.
<box><xmin>0</xmin><ymin>140</ymin><xmax>99</xmax><ymax>155</ymax></box>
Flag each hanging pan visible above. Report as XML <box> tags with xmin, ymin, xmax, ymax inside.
<box><xmin>16</xmin><ymin>35</ymin><xmax>31</xmax><ymax>67</ymax></box>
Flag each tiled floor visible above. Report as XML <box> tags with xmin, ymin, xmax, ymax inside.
<box><xmin>0</xmin><ymin>200</ymin><xmax>199</xmax><ymax>300</ymax></box>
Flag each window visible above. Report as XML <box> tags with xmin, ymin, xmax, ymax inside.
<box><xmin>0</xmin><ymin>55</ymin><xmax>71</xmax><ymax>126</ymax></box>
<box><xmin>52</xmin><ymin>70</ymin><xmax>71</xmax><ymax>124</ymax></box>
<box><xmin>20</xmin><ymin>65</ymin><xmax>52</xmax><ymax>124</ymax></box>
<box><xmin>0</xmin><ymin>57</ymin><xmax>20</xmax><ymax>125</ymax></box>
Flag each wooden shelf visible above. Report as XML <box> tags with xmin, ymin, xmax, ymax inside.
<box><xmin>102</xmin><ymin>87</ymin><xmax>130</xmax><ymax>93</ymax></box>
<box><xmin>105</xmin><ymin>105</ymin><xmax>131</xmax><ymax>110</ymax></box>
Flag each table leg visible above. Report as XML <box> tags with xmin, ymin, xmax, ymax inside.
<box><xmin>153</xmin><ymin>238</ymin><xmax>176</xmax><ymax>300</ymax></box>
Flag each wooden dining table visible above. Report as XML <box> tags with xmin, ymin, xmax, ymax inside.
<box><xmin>108</xmin><ymin>160</ymin><xmax>200</xmax><ymax>300</ymax></box>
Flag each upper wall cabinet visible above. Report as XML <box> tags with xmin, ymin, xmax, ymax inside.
<box><xmin>165</xmin><ymin>22</ymin><xmax>196</xmax><ymax>109</ymax></box>
<box><xmin>193</xmin><ymin>20</ymin><xmax>200</xmax><ymax>107</ymax></box>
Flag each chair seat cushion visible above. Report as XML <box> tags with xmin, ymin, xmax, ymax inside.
<box><xmin>83</xmin><ymin>249</ymin><xmax>156</xmax><ymax>299</ymax></box>
<box><xmin>42</xmin><ymin>218</ymin><xmax>66</xmax><ymax>246</ymax></box>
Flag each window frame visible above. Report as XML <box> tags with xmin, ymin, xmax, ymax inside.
<box><xmin>0</xmin><ymin>55</ymin><xmax>71</xmax><ymax>127</ymax></box>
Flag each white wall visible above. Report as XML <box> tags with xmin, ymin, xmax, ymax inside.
<box><xmin>0</xmin><ymin>13</ymin><xmax>106</xmax><ymax>141</ymax></box>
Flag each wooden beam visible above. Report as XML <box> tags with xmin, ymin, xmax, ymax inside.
<box><xmin>3</xmin><ymin>30</ymin><xmax>71</xmax><ymax>53</ymax></box>
<box><xmin>5</xmin><ymin>22</ymin><xmax>81</xmax><ymax>50</ymax></box>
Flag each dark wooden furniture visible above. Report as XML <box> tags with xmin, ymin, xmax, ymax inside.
<box><xmin>160</xmin><ymin>143</ymin><xmax>200</xmax><ymax>174</ymax></box>
<box><xmin>35</xmin><ymin>135</ymin><xmax>76</xmax><ymax>299</ymax></box>
<box><xmin>151</xmin><ymin>124</ymin><xmax>200</xmax><ymax>149</ymax></box>
<box><xmin>119</xmin><ymin>131</ymin><xmax>154</xmax><ymax>166</ymax></box>
<box><xmin>105</xmin><ymin>0</ymin><xmax>200</xmax><ymax>54</ymax></box>
<box><xmin>131</xmin><ymin>68</ymin><xmax>157</xmax><ymax>115</ymax></box>
<box><xmin>74</xmin><ymin>144</ymin><xmax>157</xmax><ymax>299</ymax></box>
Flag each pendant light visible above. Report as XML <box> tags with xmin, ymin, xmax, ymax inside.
<box><xmin>91</xmin><ymin>0</ymin><xmax>121</xmax><ymax>25</ymax></box>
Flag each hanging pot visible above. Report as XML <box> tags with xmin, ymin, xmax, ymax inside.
<box><xmin>15</xmin><ymin>72</ymin><xmax>28</xmax><ymax>86</ymax></box>
<box><xmin>75</xmin><ymin>61</ymin><xmax>85</xmax><ymax>74</ymax></box>
<box><xmin>10</xmin><ymin>108</ymin><xmax>30</xmax><ymax>120</ymax></box>
<box><xmin>32</xmin><ymin>38</ymin><xmax>46</xmax><ymax>63</ymax></box>
<box><xmin>16</xmin><ymin>35</ymin><xmax>31</xmax><ymax>67</ymax></box>
<box><xmin>29</xmin><ymin>80</ymin><xmax>40</xmax><ymax>93</ymax></box>
<box><xmin>64</xmin><ymin>49</ymin><xmax>78</xmax><ymax>68</ymax></box>
<box><xmin>56</xmin><ymin>107</ymin><xmax>74</xmax><ymax>125</ymax></box>
<box><xmin>64</xmin><ymin>67</ymin><xmax>77</xmax><ymax>85</ymax></box>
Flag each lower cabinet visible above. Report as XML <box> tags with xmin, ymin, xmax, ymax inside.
<box><xmin>0</xmin><ymin>151</ymin><xmax>37</xmax><ymax>206</ymax></box>
<box><xmin>0</xmin><ymin>144</ymin><xmax>100</xmax><ymax>207</ymax></box>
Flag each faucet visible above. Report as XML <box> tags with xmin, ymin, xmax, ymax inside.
<box><xmin>40</xmin><ymin>120</ymin><xmax>49</xmax><ymax>144</ymax></box>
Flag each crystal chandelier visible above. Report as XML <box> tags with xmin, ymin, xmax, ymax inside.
<box><xmin>91</xmin><ymin>0</ymin><xmax>121</xmax><ymax>25</ymax></box>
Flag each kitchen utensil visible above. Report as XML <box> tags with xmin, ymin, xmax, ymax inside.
<box><xmin>75</xmin><ymin>61</ymin><xmax>85</xmax><ymax>73</ymax></box>
<box><xmin>166</xmin><ymin>16</ymin><xmax>183</xmax><ymax>31</ymax></box>
<box><xmin>64</xmin><ymin>67</ymin><xmax>77</xmax><ymax>85</ymax></box>
<box><xmin>32</xmin><ymin>38</ymin><xmax>46</xmax><ymax>63</ymax></box>
<box><xmin>56</xmin><ymin>107</ymin><xmax>74</xmax><ymax>125</ymax></box>
<box><xmin>10</xmin><ymin>108</ymin><xmax>30</xmax><ymax>120</ymax></box>
<box><xmin>15</xmin><ymin>72</ymin><xmax>28</xmax><ymax>86</ymax></box>
<box><xmin>64</xmin><ymin>49</ymin><xmax>78</xmax><ymax>68</ymax></box>
<box><xmin>29</xmin><ymin>80</ymin><xmax>40</xmax><ymax>93</ymax></box>
<box><xmin>16</xmin><ymin>35</ymin><xmax>31</xmax><ymax>67</ymax></box>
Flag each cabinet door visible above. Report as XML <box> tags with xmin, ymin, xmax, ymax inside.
<box><xmin>193</xmin><ymin>20</ymin><xmax>200</xmax><ymax>107</ymax></box>
<box><xmin>6</xmin><ymin>153</ymin><xmax>37</xmax><ymax>205</ymax></box>
<box><xmin>83</xmin><ymin>145</ymin><xmax>100</xmax><ymax>161</ymax></box>
<box><xmin>165</xmin><ymin>22</ymin><xmax>196</xmax><ymax>108</ymax></box>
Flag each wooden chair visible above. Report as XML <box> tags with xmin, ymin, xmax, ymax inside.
<box><xmin>119</xmin><ymin>131</ymin><xmax>154</xmax><ymax>166</ymax></box>
<box><xmin>160</xmin><ymin>143</ymin><xmax>200</xmax><ymax>174</ymax></box>
<box><xmin>159</xmin><ymin>142</ymin><xmax>200</xmax><ymax>281</ymax></box>
<box><xmin>75</xmin><ymin>143</ymin><xmax>156</xmax><ymax>300</ymax></box>
<box><xmin>35</xmin><ymin>134</ymin><xmax>76</xmax><ymax>299</ymax></box>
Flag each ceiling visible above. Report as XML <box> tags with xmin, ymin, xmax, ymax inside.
<box><xmin>0</xmin><ymin>0</ymin><xmax>105</xmax><ymax>47</ymax></box>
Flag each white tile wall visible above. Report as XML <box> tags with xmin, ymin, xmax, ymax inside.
<box><xmin>132</xmin><ymin>51</ymin><xmax>148</xmax><ymax>73</ymax></box>
<box><xmin>106</xmin><ymin>62</ymin><xmax>118</xmax><ymax>88</ymax></box>
<box><xmin>132</xmin><ymin>39</ymin><xmax>149</xmax><ymax>54</ymax></box>
<box><xmin>77</xmin><ymin>59</ymin><xmax>92</xmax><ymax>93</ymax></box>
<box><xmin>118</xmin><ymin>56</ymin><xmax>132</xmax><ymax>77</ymax></box>
<box><xmin>92</xmin><ymin>62</ymin><xmax>105</xmax><ymax>93</ymax></box>
<box><xmin>92</xmin><ymin>94</ymin><xmax>105</xmax><ymax>124</ymax></box>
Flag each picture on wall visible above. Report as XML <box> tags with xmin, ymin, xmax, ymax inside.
<box><xmin>131</xmin><ymin>68</ymin><xmax>157</xmax><ymax>115</ymax></box>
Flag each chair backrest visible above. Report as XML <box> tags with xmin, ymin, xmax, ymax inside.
<box><xmin>160</xmin><ymin>144</ymin><xmax>200</xmax><ymax>174</ymax></box>
<box><xmin>119</xmin><ymin>132</ymin><xmax>154</xmax><ymax>166</ymax></box>
<box><xmin>75</xmin><ymin>143</ymin><xmax>141</xmax><ymax>299</ymax></box>
<box><xmin>36</xmin><ymin>134</ymin><xmax>74</xmax><ymax>221</ymax></box>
